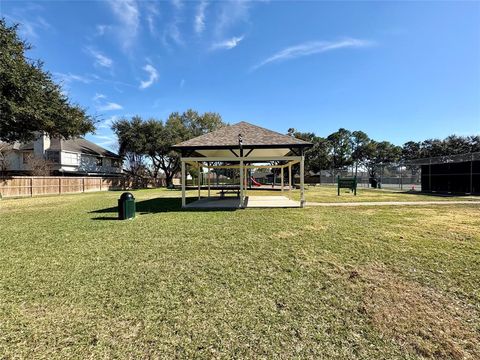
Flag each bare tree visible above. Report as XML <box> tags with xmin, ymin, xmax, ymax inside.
<box><xmin>0</xmin><ymin>143</ymin><xmax>10</xmax><ymax>175</ymax></box>
<box><xmin>26</xmin><ymin>156</ymin><xmax>53</xmax><ymax>176</ymax></box>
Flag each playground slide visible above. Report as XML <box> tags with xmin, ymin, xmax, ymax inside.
<box><xmin>250</xmin><ymin>177</ymin><xmax>262</xmax><ymax>187</ymax></box>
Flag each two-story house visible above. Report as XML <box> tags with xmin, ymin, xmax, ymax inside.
<box><xmin>0</xmin><ymin>134</ymin><xmax>122</xmax><ymax>176</ymax></box>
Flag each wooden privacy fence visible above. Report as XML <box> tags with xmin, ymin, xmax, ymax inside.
<box><xmin>0</xmin><ymin>176</ymin><xmax>125</xmax><ymax>198</ymax></box>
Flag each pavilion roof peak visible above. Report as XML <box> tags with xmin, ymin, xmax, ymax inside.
<box><xmin>173</xmin><ymin>121</ymin><xmax>312</xmax><ymax>150</ymax></box>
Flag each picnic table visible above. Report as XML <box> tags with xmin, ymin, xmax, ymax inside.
<box><xmin>210</xmin><ymin>185</ymin><xmax>241</xmax><ymax>198</ymax></box>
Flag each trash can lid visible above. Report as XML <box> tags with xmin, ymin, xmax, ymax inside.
<box><xmin>120</xmin><ymin>192</ymin><xmax>135</xmax><ymax>200</ymax></box>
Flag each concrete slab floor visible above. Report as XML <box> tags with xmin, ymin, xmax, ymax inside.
<box><xmin>184</xmin><ymin>196</ymin><xmax>300</xmax><ymax>209</ymax></box>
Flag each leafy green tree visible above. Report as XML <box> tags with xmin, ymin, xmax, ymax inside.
<box><xmin>327</xmin><ymin>128</ymin><xmax>353</xmax><ymax>170</ymax></box>
<box><xmin>468</xmin><ymin>135</ymin><xmax>480</xmax><ymax>153</ymax></box>
<box><xmin>113</xmin><ymin>110</ymin><xmax>224</xmax><ymax>187</ymax></box>
<box><xmin>287</xmin><ymin>129</ymin><xmax>330</xmax><ymax>176</ymax></box>
<box><xmin>148</xmin><ymin>110</ymin><xmax>223</xmax><ymax>187</ymax></box>
<box><xmin>402</xmin><ymin>136</ymin><xmax>479</xmax><ymax>160</ymax></box>
<box><xmin>401</xmin><ymin>141</ymin><xmax>422</xmax><ymax>161</ymax></box>
<box><xmin>308</xmin><ymin>137</ymin><xmax>331</xmax><ymax>175</ymax></box>
<box><xmin>351</xmin><ymin>130</ymin><xmax>370</xmax><ymax>175</ymax></box>
<box><xmin>111</xmin><ymin>116</ymin><xmax>149</xmax><ymax>187</ymax></box>
<box><xmin>0</xmin><ymin>19</ymin><xmax>94</xmax><ymax>143</ymax></box>
<box><xmin>443</xmin><ymin>135</ymin><xmax>475</xmax><ymax>155</ymax></box>
<box><xmin>363</xmin><ymin>141</ymin><xmax>401</xmax><ymax>182</ymax></box>
<box><xmin>420</xmin><ymin>139</ymin><xmax>445</xmax><ymax>158</ymax></box>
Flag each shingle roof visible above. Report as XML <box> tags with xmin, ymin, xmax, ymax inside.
<box><xmin>173</xmin><ymin>121</ymin><xmax>312</xmax><ymax>149</ymax></box>
<box><xmin>59</xmin><ymin>138</ymin><xmax>120</xmax><ymax>158</ymax></box>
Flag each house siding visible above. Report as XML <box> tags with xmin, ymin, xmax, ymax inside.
<box><xmin>1</xmin><ymin>136</ymin><xmax>122</xmax><ymax>176</ymax></box>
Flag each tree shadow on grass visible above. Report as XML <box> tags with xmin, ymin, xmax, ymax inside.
<box><xmin>90</xmin><ymin>197</ymin><xmax>236</xmax><ymax>220</ymax></box>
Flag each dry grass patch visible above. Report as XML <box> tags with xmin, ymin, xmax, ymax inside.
<box><xmin>275</xmin><ymin>230</ymin><xmax>299</xmax><ymax>239</ymax></box>
<box><xmin>357</xmin><ymin>265</ymin><xmax>480</xmax><ymax>359</ymax></box>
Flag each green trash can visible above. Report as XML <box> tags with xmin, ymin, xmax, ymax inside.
<box><xmin>118</xmin><ymin>192</ymin><xmax>135</xmax><ymax>220</ymax></box>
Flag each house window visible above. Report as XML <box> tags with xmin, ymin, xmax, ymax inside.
<box><xmin>63</xmin><ymin>152</ymin><xmax>79</xmax><ymax>166</ymax></box>
<box><xmin>45</xmin><ymin>151</ymin><xmax>60</xmax><ymax>163</ymax></box>
<box><xmin>112</xmin><ymin>159</ymin><xmax>121</xmax><ymax>168</ymax></box>
<box><xmin>96</xmin><ymin>157</ymin><xmax>103</xmax><ymax>166</ymax></box>
<box><xmin>23</xmin><ymin>151</ymin><xmax>33</xmax><ymax>164</ymax></box>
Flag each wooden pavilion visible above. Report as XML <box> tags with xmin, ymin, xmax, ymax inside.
<box><xmin>172</xmin><ymin>122</ymin><xmax>313</xmax><ymax>209</ymax></box>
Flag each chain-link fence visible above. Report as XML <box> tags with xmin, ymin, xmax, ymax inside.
<box><xmin>307</xmin><ymin>152</ymin><xmax>480</xmax><ymax>194</ymax></box>
<box><xmin>305</xmin><ymin>165</ymin><xmax>421</xmax><ymax>191</ymax></box>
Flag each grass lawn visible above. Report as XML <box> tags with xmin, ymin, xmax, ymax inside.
<box><xmin>247</xmin><ymin>185</ymin><xmax>480</xmax><ymax>203</ymax></box>
<box><xmin>1</xmin><ymin>188</ymin><xmax>479</xmax><ymax>358</ymax></box>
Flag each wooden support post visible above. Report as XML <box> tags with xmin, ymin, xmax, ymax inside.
<box><xmin>281</xmin><ymin>166</ymin><xmax>284</xmax><ymax>193</ymax></box>
<box><xmin>181</xmin><ymin>160</ymin><xmax>186</xmax><ymax>207</ymax></box>
<box><xmin>207</xmin><ymin>162</ymin><xmax>211</xmax><ymax>198</ymax></box>
<box><xmin>239</xmin><ymin>160</ymin><xmax>244</xmax><ymax>207</ymax></box>
<box><xmin>244</xmin><ymin>164</ymin><xmax>247</xmax><ymax>193</ymax></box>
<box><xmin>288</xmin><ymin>163</ymin><xmax>292</xmax><ymax>200</ymax></box>
<box><xmin>300</xmin><ymin>154</ymin><xmax>305</xmax><ymax>207</ymax></box>
<box><xmin>197</xmin><ymin>162</ymin><xmax>201</xmax><ymax>200</ymax></box>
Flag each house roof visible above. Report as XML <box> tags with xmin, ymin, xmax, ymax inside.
<box><xmin>4</xmin><ymin>137</ymin><xmax>120</xmax><ymax>158</ymax></box>
<box><xmin>57</xmin><ymin>138</ymin><xmax>120</xmax><ymax>158</ymax></box>
<box><xmin>172</xmin><ymin>121</ymin><xmax>312</xmax><ymax>150</ymax></box>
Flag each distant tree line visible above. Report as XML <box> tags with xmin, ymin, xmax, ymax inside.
<box><xmin>401</xmin><ymin>136</ymin><xmax>480</xmax><ymax>161</ymax></box>
<box><xmin>288</xmin><ymin>128</ymin><xmax>480</xmax><ymax>179</ymax></box>
<box><xmin>114</xmin><ymin>115</ymin><xmax>479</xmax><ymax>187</ymax></box>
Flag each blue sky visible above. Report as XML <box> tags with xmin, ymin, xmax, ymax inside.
<box><xmin>2</xmin><ymin>0</ymin><xmax>479</xmax><ymax>150</ymax></box>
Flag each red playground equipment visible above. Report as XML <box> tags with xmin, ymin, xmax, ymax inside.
<box><xmin>250</xmin><ymin>177</ymin><xmax>261</xmax><ymax>187</ymax></box>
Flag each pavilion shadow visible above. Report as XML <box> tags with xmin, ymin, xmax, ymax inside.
<box><xmin>90</xmin><ymin>197</ymin><xmax>236</xmax><ymax>219</ymax></box>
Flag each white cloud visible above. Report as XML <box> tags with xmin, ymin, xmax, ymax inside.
<box><xmin>93</xmin><ymin>94</ymin><xmax>123</xmax><ymax>112</ymax></box>
<box><xmin>90</xmin><ymin>134</ymin><xmax>117</xmax><ymax>149</ymax></box>
<box><xmin>194</xmin><ymin>1</ymin><xmax>208</xmax><ymax>34</ymax></box>
<box><xmin>89</xmin><ymin>74</ymin><xmax>136</xmax><ymax>88</ymax></box>
<box><xmin>93</xmin><ymin>93</ymin><xmax>107</xmax><ymax>101</ymax></box>
<box><xmin>97</xmin><ymin>102</ymin><xmax>123</xmax><ymax>111</ymax></box>
<box><xmin>215</xmin><ymin>0</ymin><xmax>250</xmax><ymax>37</ymax></box>
<box><xmin>145</xmin><ymin>2</ymin><xmax>160</xmax><ymax>35</ymax></box>
<box><xmin>162</xmin><ymin>0</ymin><xmax>184</xmax><ymax>47</ymax></box>
<box><xmin>211</xmin><ymin>35</ymin><xmax>244</xmax><ymax>50</ymax></box>
<box><xmin>251</xmin><ymin>38</ymin><xmax>375</xmax><ymax>71</ymax></box>
<box><xmin>98</xmin><ymin>115</ymin><xmax>119</xmax><ymax>129</ymax></box>
<box><xmin>164</xmin><ymin>22</ymin><xmax>183</xmax><ymax>46</ymax></box>
<box><xmin>86</xmin><ymin>48</ymin><xmax>113</xmax><ymax>68</ymax></box>
<box><xmin>106</xmin><ymin>0</ymin><xmax>140</xmax><ymax>50</ymax></box>
<box><xmin>5</xmin><ymin>13</ymin><xmax>51</xmax><ymax>39</ymax></box>
<box><xmin>54</xmin><ymin>72</ymin><xmax>91</xmax><ymax>84</ymax></box>
<box><xmin>95</xmin><ymin>24</ymin><xmax>112</xmax><ymax>36</ymax></box>
<box><xmin>139</xmin><ymin>64</ymin><xmax>159</xmax><ymax>89</ymax></box>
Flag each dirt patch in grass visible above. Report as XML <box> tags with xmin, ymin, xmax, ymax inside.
<box><xmin>357</xmin><ymin>266</ymin><xmax>480</xmax><ymax>359</ymax></box>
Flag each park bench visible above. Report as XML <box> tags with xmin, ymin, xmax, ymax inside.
<box><xmin>337</xmin><ymin>176</ymin><xmax>357</xmax><ymax>196</ymax></box>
